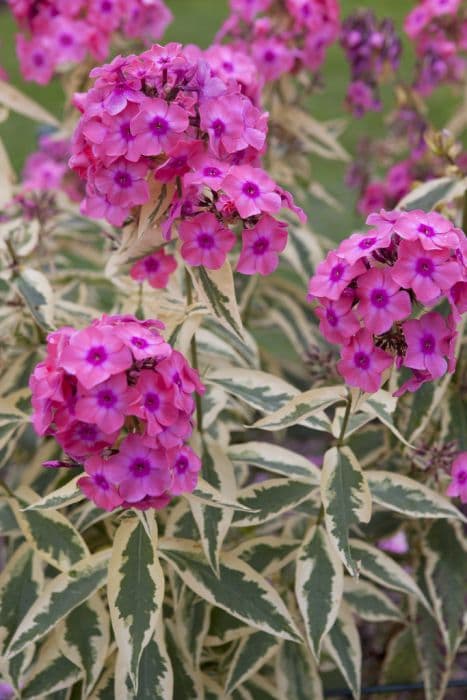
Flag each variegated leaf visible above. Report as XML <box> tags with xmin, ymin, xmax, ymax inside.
<box><xmin>207</xmin><ymin>368</ymin><xmax>297</xmax><ymax>413</ymax></box>
<box><xmin>295</xmin><ymin>525</ymin><xmax>344</xmax><ymax>659</ymax></box>
<box><xmin>9</xmin><ymin>488</ymin><xmax>89</xmax><ymax>572</ymax></box>
<box><xmin>233</xmin><ymin>536</ymin><xmax>299</xmax><ymax>576</ymax></box>
<box><xmin>232</xmin><ymin>478</ymin><xmax>315</xmax><ymax>527</ymax></box>
<box><xmin>59</xmin><ymin>594</ymin><xmax>109</xmax><ymax>695</ymax></box>
<box><xmin>281</xmin><ymin>222</ymin><xmax>323</xmax><ymax>282</ymax></box>
<box><xmin>360</xmin><ymin>392</ymin><xmax>412</xmax><ymax>447</ymax></box>
<box><xmin>89</xmin><ymin>660</ymin><xmax>115</xmax><ymax>700</ymax></box>
<box><xmin>190</xmin><ymin>442</ymin><xmax>235</xmax><ymax>574</ymax></box>
<box><xmin>25</xmin><ymin>476</ymin><xmax>84</xmax><ymax>511</ymax></box>
<box><xmin>0</xmin><ymin>80</ymin><xmax>59</xmax><ymax>126</ymax></box>
<box><xmin>21</xmin><ymin>634</ymin><xmax>81</xmax><ymax>700</ymax></box>
<box><xmin>321</xmin><ymin>447</ymin><xmax>372</xmax><ymax>576</ymax></box>
<box><xmin>15</xmin><ymin>268</ymin><xmax>55</xmax><ymax>331</ymax></box>
<box><xmin>343</xmin><ymin>578</ymin><xmax>403</xmax><ymax>622</ymax></box>
<box><xmin>244</xmin><ymin>676</ymin><xmax>280</xmax><ymax>700</ymax></box>
<box><xmin>108</xmin><ymin>514</ymin><xmax>164</xmax><ymax>692</ymax></box>
<box><xmin>166</xmin><ymin>623</ymin><xmax>204</xmax><ymax>700</ymax></box>
<box><xmin>228</xmin><ymin>441</ymin><xmax>320</xmax><ymax>483</ymax></box>
<box><xmin>249</xmin><ymin>385</ymin><xmax>343</xmax><ymax>432</ymax></box>
<box><xmin>423</xmin><ymin>519</ymin><xmax>467</xmax><ymax>656</ymax></box>
<box><xmin>190</xmin><ymin>262</ymin><xmax>244</xmax><ymax>341</ymax></box>
<box><xmin>206</xmin><ymin>608</ymin><xmax>250</xmax><ymax>647</ymax></box>
<box><xmin>366</xmin><ymin>470</ymin><xmax>465</xmax><ymax>521</ymax></box>
<box><xmin>176</xmin><ymin>587</ymin><xmax>210</xmax><ymax>668</ymax></box>
<box><xmin>325</xmin><ymin>603</ymin><xmax>361</xmax><ymax>700</ymax></box>
<box><xmin>225</xmin><ymin>631</ymin><xmax>279</xmax><ymax>694</ymax></box>
<box><xmin>7</xmin><ymin>551</ymin><xmax>109</xmax><ymax>658</ymax></box>
<box><xmin>398</xmin><ymin>176</ymin><xmax>462</xmax><ymax>211</ymax></box>
<box><xmin>189</xmin><ymin>477</ymin><xmax>254</xmax><ymax>512</ymax></box>
<box><xmin>380</xmin><ymin>627</ymin><xmax>419</xmax><ymax>684</ymax></box>
<box><xmin>275</xmin><ymin>640</ymin><xmax>323</xmax><ymax>700</ymax></box>
<box><xmin>159</xmin><ymin>538</ymin><xmax>302</xmax><ymax>642</ymax></box>
<box><xmin>349</xmin><ymin>539</ymin><xmax>429</xmax><ymax>609</ymax></box>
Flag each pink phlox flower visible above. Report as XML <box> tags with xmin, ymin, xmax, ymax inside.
<box><xmin>107</xmin><ymin>433</ymin><xmax>172</xmax><ymax>502</ymax></box>
<box><xmin>169</xmin><ymin>445</ymin><xmax>202</xmax><ymax>495</ymax></box>
<box><xmin>357</xmin><ymin>182</ymin><xmax>387</xmax><ymax>216</ymax></box>
<box><xmin>179</xmin><ymin>212</ymin><xmax>236</xmax><ymax>269</ymax></box>
<box><xmin>57</xmin><ymin>420</ymin><xmax>118</xmax><ymax>459</ymax></box>
<box><xmin>427</xmin><ymin>0</ymin><xmax>461</xmax><ymax>17</ymax></box>
<box><xmin>156</xmin><ymin>349</ymin><xmax>205</xmax><ymax>411</ymax></box>
<box><xmin>114</xmin><ymin>320</ymin><xmax>171</xmax><ymax>360</ymax></box>
<box><xmin>79</xmin><ymin>455</ymin><xmax>123</xmax><ymax>511</ymax></box>
<box><xmin>251</xmin><ymin>37</ymin><xmax>295</xmax><ymax>82</ymax></box>
<box><xmin>450</xmin><ymin>281</ymin><xmax>467</xmax><ymax>320</ymax></box>
<box><xmin>236</xmin><ymin>215</ymin><xmax>288</xmax><ymax>275</ymax></box>
<box><xmin>130</xmin><ymin>98</ymin><xmax>189</xmax><ymax>157</ymax></box>
<box><xmin>402</xmin><ymin>311</ymin><xmax>450</xmax><ymax>379</ymax></box>
<box><xmin>123</xmin><ymin>0</ymin><xmax>173</xmax><ymax>44</ymax></box>
<box><xmin>16</xmin><ymin>35</ymin><xmax>54</xmax><ymax>85</ymax></box>
<box><xmin>199</xmin><ymin>95</ymin><xmax>248</xmax><ymax>156</ymax></box>
<box><xmin>130</xmin><ymin>250</ymin><xmax>178</xmax><ymax>289</ymax></box>
<box><xmin>446</xmin><ymin>452</ymin><xmax>467</xmax><ymax>503</ymax></box>
<box><xmin>307</xmin><ymin>251</ymin><xmax>366</xmax><ymax>301</ymax></box>
<box><xmin>393</xmin><ymin>368</ymin><xmax>432</xmax><ymax>397</ymax></box>
<box><xmin>134</xmin><ymin>370</ymin><xmax>180</xmax><ymax>436</ymax></box>
<box><xmin>184</xmin><ymin>152</ymin><xmax>230</xmax><ymax>191</ymax></box>
<box><xmin>90</xmin><ymin>104</ymin><xmax>143</xmax><ymax>162</ymax></box>
<box><xmin>337</xmin><ymin>329</ymin><xmax>393</xmax><ymax>393</ymax></box>
<box><xmin>221</xmin><ymin>165</ymin><xmax>281</xmax><ymax>219</ymax></box>
<box><xmin>336</xmin><ymin>228</ymin><xmax>392</xmax><ymax>265</ymax></box>
<box><xmin>366</xmin><ymin>208</ymin><xmax>402</xmax><ymax>236</ymax></box>
<box><xmin>378</xmin><ymin>531</ymin><xmax>409</xmax><ymax>554</ymax></box>
<box><xmin>231</xmin><ymin>0</ymin><xmax>273</xmax><ymax>21</ymax></box>
<box><xmin>393</xmin><ymin>209</ymin><xmax>461</xmax><ymax>250</ymax></box>
<box><xmin>391</xmin><ymin>239</ymin><xmax>462</xmax><ymax>305</ymax></box>
<box><xmin>75</xmin><ymin>373</ymin><xmax>138</xmax><ymax>433</ymax></box>
<box><xmin>356</xmin><ymin>268</ymin><xmax>412</xmax><ymax>335</ymax></box>
<box><xmin>155</xmin><ymin>140</ymin><xmax>203</xmax><ymax>183</ymax></box>
<box><xmin>404</xmin><ymin>5</ymin><xmax>433</xmax><ymax>38</ymax></box>
<box><xmin>61</xmin><ymin>325</ymin><xmax>132</xmax><ymax>389</ymax></box>
<box><xmin>314</xmin><ymin>296</ymin><xmax>361</xmax><ymax>344</ymax></box>
<box><xmin>94</xmin><ymin>159</ymin><xmax>149</xmax><ymax>208</ymax></box>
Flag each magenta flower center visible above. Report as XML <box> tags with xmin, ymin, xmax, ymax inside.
<box><xmin>418</xmin><ymin>223</ymin><xmax>435</xmax><ymax>238</ymax></box>
<box><xmin>130</xmin><ymin>458</ymin><xmax>151</xmax><ymax>477</ymax></box>
<box><xmin>420</xmin><ymin>333</ymin><xmax>435</xmax><ymax>355</ymax></box>
<box><xmin>33</xmin><ymin>52</ymin><xmax>45</xmax><ymax>67</ymax></box>
<box><xmin>78</xmin><ymin>424</ymin><xmax>98</xmax><ymax>441</ymax></box>
<box><xmin>457</xmin><ymin>469</ymin><xmax>467</xmax><ymax>484</ymax></box>
<box><xmin>131</xmin><ymin>336</ymin><xmax>149</xmax><ymax>349</ymax></box>
<box><xmin>120</xmin><ymin>122</ymin><xmax>134</xmax><ymax>142</ymax></box>
<box><xmin>222</xmin><ymin>61</ymin><xmax>234</xmax><ymax>72</ymax></box>
<box><xmin>330</xmin><ymin>263</ymin><xmax>345</xmax><ymax>282</ymax></box>
<box><xmin>144</xmin><ymin>392</ymin><xmax>160</xmax><ymax>412</ymax></box>
<box><xmin>172</xmin><ymin>371</ymin><xmax>182</xmax><ymax>388</ymax></box>
<box><xmin>114</xmin><ymin>171</ymin><xmax>132</xmax><ymax>189</ymax></box>
<box><xmin>354</xmin><ymin>351</ymin><xmax>370</xmax><ymax>370</ymax></box>
<box><xmin>197</xmin><ymin>232</ymin><xmax>215</xmax><ymax>249</ymax></box>
<box><xmin>101</xmin><ymin>0</ymin><xmax>113</xmax><ymax>11</ymax></box>
<box><xmin>242</xmin><ymin>181</ymin><xmax>260</xmax><ymax>199</ymax></box>
<box><xmin>326</xmin><ymin>309</ymin><xmax>338</xmax><ymax>327</ymax></box>
<box><xmin>415</xmin><ymin>257</ymin><xmax>434</xmax><ymax>277</ymax></box>
<box><xmin>212</xmin><ymin>119</ymin><xmax>225</xmax><ymax>137</ymax></box>
<box><xmin>359</xmin><ymin>236</ymin><xmax>377</xmax><ymax>250</ymax></box>
<box><xmin>253</xmin><ymin>237</ymin><xmax>269</xmax><ymax>255</ymax></box>
<box><xmin>204</xmin><ymin>166</ymin><xmax>221</xmax><ymax>178</ymax></box>
<box><xmin>264</xmin><ymin>50</ymin><xmax>276</xmax><ymax>63</ymax></box>
<box><xmin>59</xmin><ymin>33</ymin><xmax>74</xmax><ymax>47</ymax></box>
<box><xmin>176</xmin><ymin>456</ymin><xmax>189</xmax><ymax>473</ymax></box>
<box><xmin>150</xmin><ymin>116</ymin><xmax>169</xmax><ymax>136</ymax></box>
<box><xmin>144</xmin><ymin>256</ymin><xmax>160</xmax><ymax>272</ymax></box>
<box><xmin>97</xmin><ymin>389</ymin><xmax>118</xmax><ymax>408</ymax></box>
<box><xmin>94</xmin><ymin>474</ymin><xmax>109</xmax><ymax>491</ymax></box>
<box><xmin>86</xmin><ymin>345</ymin><xmax>108</xmax><ymax>366</ymax></box>
<box><xmin>370</xmin><ymin>288</ymin><xmax>389</xmax><ymax>308</ymax></box>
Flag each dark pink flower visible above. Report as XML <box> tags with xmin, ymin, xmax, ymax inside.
<box><xmin>134</xmin><ymin>370</ymin><xmax>179</xmax><ymax>437</ymax></box>
<box><xmin>446</xmin><ymin>452</ymin><xmax>467</xmax><ymax>503</ymax></box>
<box><xmin>402</xmin><ymin>311</ymin><xmax>450</xmax><ymax>379</ymax></box>
<box><xmin>179</xmin><ymin>213</ymin><xmax>236</xmax><ymax>269</ymax></box>
<box><xmin>393</xmin><ymin>210</ymin><xmax>461</xmax><ymax>250</ymax></box>
<box><xmin>199</xmin><ymin>95</ymin><xmax>248</xmax><ymax>155</ymax></box>
<box><xmin>314</xmin><ymin>296</ymin><xmax>360</xmax><ymax>344</ymax></box>
<box><xmin>236</xmin><ymin>215</ymin><xmax>287</xmax><ymax>275</ymax></box>
<box><xmin>307</xmin><ymin>251</ymin><xmax>365</xmax><ymax>301</ymax></box>
<box><xmin>108</xmin><ymin>434</ymin><xmax>171</xmax><ymax>503</ymax></box>
<box><xmin>169</xmin><ymin>445</ymin><xmax>202</xmax><ymax>495</ymax></box>
<box><xmin>130</xmin><ymin>98</ymin><xmax>188</xmax><ymax>157</ymax></box>
<box><xmin>61</xmin><ymin>326</ymin><xmax>132</xmax><ymax>389</ymax></box>
<box><xmin>336</xmin><ymin>228</ymin><xmax>391</xmax><ymax>265</ymax></box>
<box><xmin>78</xmin><ymin>455</ymin><xmax>123</xmax><ymax>511</ymax></box>
<box><xmin>57</xmin><ymin>420</ymin><xmax>118</xmax><ymax>459</ymax></box>
<box><xmin>357</xmin><ymin>268</ymin><xmax>412</xmax><ymax>335</ymax></box>
<box><xmin>75</xmin><ymin>374</ymin><xmax>138</xmax><ymax>433</ymax></box>
<box><xmin>94</xmin><ymin>159</ymin><xmax>149</xmax><ymax>208</ymax></box>
<box><xmin>337</xmin><ymin>329</ymin><xmax>393</xmax><ymax>393</ymax></box>
<box><xmin>222</xmin><ymin>165</ymin><xmax>281</xmax><ymax>219</ymax></box>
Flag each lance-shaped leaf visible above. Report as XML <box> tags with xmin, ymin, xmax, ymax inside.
<box><xmin>166</xmin><ymin>623</ymin><xmax>204</xmax><ymax>700</ymax></box>
<box><xmin>360</xmin><ymin>392</ymin><xmax>412</xmax><ymax>447</ymax></box>
<box><xmin>423</xmin><ymin>520</ymin><xmax>467</xmax><ymax>656</ymax></box>
<box><xmin>15</xmin><ymin>268</ymin><xmax>55</xmax><ymax>331</ymax></box>
<box><xmin>250</xmin><ymin>385</ymin><xmax>343</xmax><ymax>432</ymax></box>
<box><xmin>190</xmin><ymin>262</ymin><xmax>245</xmax><ymax>341</ymax></box>
<box><xmin>276</xmin><ymin>640</ymin><xmax>323</xmax><ymax>700</ymax></box>
<box><xmin>108</xmin><ymin>515</ymin><xmax>164</xmax><ymax>693</ymax></box>
<box><xmin>343</xmin><ymin>578</ymin><xmax>403</xmax><ymax>622</ymax></box>
<box><xmin>190</xmin><ymin>442</ymin><xmax>235</xmax><ymax>575</ymax></box>
<box><xmin>89</xmin><ymin>661</ymin><xmax>115</xmax><ymax>700</ymax></box>
<box><xmin>366</xmin><ymin>471</ymin><xmax>466</xmax><ymax>521</ymax></box>
<box><xmin>159</xmin><ymin>538</ymin><xmax>302</xmax><ymax>642</ymax></box>
<box><xmin>295</xmin><ymin>525</ymin><xmax>344</xmax><ymax>660</ymax></box>
<box><xmin>282</xmin><ymin>222</ymin><xmax>323</xmax><ymax>282</ymax></box>
<box><xmin>232</xmin><ymin>478</ymin><xmax>315</xmax><ymax>528</ymax></box>
<box><xmin>9</xmin><ymin>489</ymin><xmax>89</xmax><ymax>572</ymax></box>
<box><xmin>233</xmin><ymin>536</ymin><xmax>299</xmax><ymax>576</ymax></box>
<box><xmin>59</xmin><ymin>594</ymin><xmax>109</xmax><ymax>695</ymax></box>
<box><xmin>0</xmin><ymin>80</ymin><xmax>59</xmax><ymax>126</ymax></box>
<box><xmin>321</xmin><ymin>447</ymin><xmax>372</xmax><ymax>576</ymax></box>
<box><xmin>25</xmin><ymin>476</ymin><xmax>84</xmax><ymax>511</ymax></box>
<box><xmin>398</xmin><ymin>176</ymin><xmax>463</xmax><ymax>211</ymax></box>
<box><xmin>189</xmin><ymin>477</ymin><xmax>254</xmax><ymax>512</ymax></box>
<box><xmin>325</xmin><ymin>603</ymin><xmax>361</xmax><ymax>700</ymax></box>
<box><xmin>0</xmin><ymin>544</ymin><xmax>43</xmax><ymax>655</ymax></box>
<box><xmin>349</xmin><ymin>539</ymin><xmax>430</xmax><ymax>609</ymax></box>
<box><xmin>244</xmin><ymin>676</ymin><xmax>281</xmax><ymax>700</ymax></box>
<box><xmin>228</xmin><ymin>442</ymin><xmax>320</xmax><ymax>483</ymax></box>
<box><xmin>206</xmin><ymin>608</ymin><xmax>250</xmax><ymax>647</ymax></box>
<box><xmin>176</xmin><ymin>587</ymin><xmax>210</xmax><ymax>669</ymax></box>
<box><xmin>21</xmin><ymin>635</ymin><xmax>82</xmax><ymax>700</ymax></box>
<box><xmin>380</xmin><ymin>627</ymin><xmax>419</xmax><ymax>684</ymax></box>
<box><xmin>207</xmin><ymin>368</ymin><xmax>297</xmax><ymax>412</ymax></box>
<box><xmin>225</xmin><ymin>631</ymin><xmax>279</xmax><ymax>695</ymax></box>
<box><xmin>7</xmin><ymin>551</ymin><xmax>109</xmax><ymax>658</ymax></box>
<box><xmin>262</xmin><ymin>290</ymin><xmax>318</xmax><ymax>351</ymax></box>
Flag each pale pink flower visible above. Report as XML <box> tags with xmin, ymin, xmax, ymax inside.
<box><xmin>393</xmin><ymin>210</ymin><xmax>461</xmax><ymax>250</ymax></box>
<box><xmin>336</xmin><ymin>229</ymin><xmax>392</xmax><ymax>265</ymax></box>
<box><xmin>130</xmin><ymin>98</ymin><xmax>189</xmax><ymax>157</ymax></box>
<box><xmin>446</xmin><ymin>452</ymin><xmax>467</xmax><ymax>503</ymax></box>
<box><xmin>61</xmin><ymin>326</ymin><xmax>132</xmax><ymax>389</ymax></box>
<box><xmin>94</xmin><ymin>159</ymin><xmax>149</xmax><ymax>208</ymax></box>
<box><xmin>199</xmin><ymin>95</ymin><xmax>248</xmax><ymax>155</ymax></box>
<box><xmin>169</xmin><ymin>445</ymin><xmax>202</xmax><ymax>495</ymax></box>
<box><xmin>115</xmin><ymin>321</ymin><xmax>172</xmax><ymax>360</ymax></box>
<box><xmin>308</xmin><ymin>251</ymin><xmax>365</xmax><ymax>301</ymax></box>
<box><xmin>75</xmin><ymin>374</ymin><xmax>138</xmax><ymax>434</ymax></box>
<box><xmin>402</xmin><ymin>311</ymin><xmax>450</xmax><ymax>379</ymax></box>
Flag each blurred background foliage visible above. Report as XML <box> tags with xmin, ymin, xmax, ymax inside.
<box><xmin>0</xmin><ymin>0</ymin><xmax>464</xmax><ymax>240</ymax></box>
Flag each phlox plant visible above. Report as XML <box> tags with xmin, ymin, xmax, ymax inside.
<box><xmin>0</xmin><ymin>1</ymin><xmax>466</xmax><ymax>700</ymax></box>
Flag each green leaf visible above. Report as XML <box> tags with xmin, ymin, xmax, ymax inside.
<box><xmin>250</xmin><ymin>385</ymin><xmax>343</xmax><ymax>432</ymax></box>
<box><xmin>159</xmin><ymin>538</ymin><xmax>302</xmax><ymax>642</ymax></box>
<box><xmin>175</xmin><ymin>587</ymin><xmax>210</xmax><ymax>668</ymax></box>
<box><xmin>295</xmin><ymin>525</ymin><xmax>344</xmax><ymax>660</ymax></box>
<box><xmin>325</xmin><ymin>604</ymin><xmax>361</xmax><ymax>700</ymax></box>
<box><xmin>190</xmin><ymin>442</ymin><xmax>235</xmax><ymax>575</ymax></box>
<box><xmin>21</xmin><ymin>640</ymin><xmax>81</xmax><ymax>700</ymax></box>
<box><xmin>166</xmin><ymin>623</ymin><xmax>203</xmax><ymax>700</ymax></box>
<box><xmin>423</xmin><ymin>520</ymin><xmax>467</xmax><ymax>656</ymax></box>
<box><xmin>366</xmin><ymin>471</ymin><xmax>466</xmax><ymax>521</ymax></box>
<box><xmin>233</xmin><ymin>536</ymin><xmax>299</xmax><ymax>576</ymax></box>
<box><xmin>232</xmin><ymin>478</ymin><xmax>316</xmax><ymax>527</ymax></box>
<box><xmin>25</xmin><ymin>476</ymin><xmax>84</xmax><ymax>511</ymax></box>
<box><xmin>89</xmin><ymin>662</ymin><xmax>115</xmax><ymax>700</ymax></box>
<box><xmin>206</xmin><ymin>608</ymin><xmax>250</xmax><ymax>647</ymax></box>
<box><xmin>107</xmin><ymin>514</ymin><xmax>164</xmax><ymax>693</ymax></box>
<box><xmin>349</xmin><ymin>539</ymin><xmax>429</xmax><ymax>609</ymax></box>
<box><xmin>225</xmin><ymin>631</ymin><xmax>279</xmax><ymax>694</ymax></box>
<box><xmin>398</xmin><ymin>176</ymin><xmax>463</xmax><ymax>211</ymax></box>
<box><xmin>321</xmin><ymin>447</ymin><xmax>372</xmax><ymax>576</ymax></box>
<box><xmin>228</xmin><ymin>441</ymin><xmax>321</xmax><ymax>483</ymax></box>
<box><xmin>360</xmin><ymin>392</ymin><xmax>412</xmax><ymax>447</ymax></box>
<box><xmin>7</xmin><ymin>551</ymin><xmax>109</xmax><ymax>658</ymax></box>
<box><xmin>380</xmin><ymin>628</ymin><xmax>419</xmax><ymax>684</ymax></box>
<box><xmin>275</xmin><ymin>640</ymin><xmax>323</xmax><ymax>700</ymax></box>
<box><xmin>282</xmin><ymin>222</ymin><xmax>324</xmax><ymax>282</ymax></box>
<box><xmin>15</xmin><ymin>267</ymin><xmax>55</xmax><ymax>331</ymax></box>
<box><xmin>10</xmin><ymin>488</ymin><xmax>89</xmax><ymax>572</ymax></box>
<box><xmin>193</xmin><ymin>262</ymin><xmax>245</xmax><ymax>341</ymax></box>
<box><xmin>190</xmin><ymin>477</ymin><xmax>254</xmax><ymax>512</ymax></box>
<box><xmin>343</xmin><ymin>578</ymin><xmax>403</xmax><ymax>622</ymax></box>
<box><xmin>207</xmin><ymin>368</ymin><xmax>297</xmax><ymax>413</ymax></box>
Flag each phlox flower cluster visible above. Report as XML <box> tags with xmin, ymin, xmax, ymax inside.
<box><xmin>23</xmin><ymin>135</ymin><xmax>84</xmax><ymax>202</ymax></box>
<box><xmin>447</xmin><ymin>452</ymin><xmax>467</xmax><ymax>504</ymax></box>
<box><xmin>308</xmin><ymin>208</ymin><xmax>467</xmax><ymax>394</ymax></box>
<box><xmin>70</xmin><ymin>43</ymin><xmax>305</xmax><ymax>277</ymax></box>
<box><xmin>8</xmin><ymin>0</ymin><xmax>172</xmax><ymax>84</ymax></box>
<box><xmin>29</xmin><ymin>314</ymin><xmax>205</xmax><ymax>511</ymax></box>
<box><xmin>340</xmin><ymin>10</ymin><xmax>401</xmax><ymax>117</ymax></box>
<box><xmin>404</xmin><ymin>0</ymin><xmax>467</xmax><ymax>96</ymax></box>
<box><xmin>215</xmin><ymin>0</ymin><xmax>340</xmax><ymax>82</ymax></box>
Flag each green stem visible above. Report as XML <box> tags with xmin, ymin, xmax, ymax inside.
<box><xmin>337</xmin><ymin>394</ymin><xmax>352</xmax><ymax>447</ymax></box>
<box><xmin>185</xmin><ymin>269</ymin><xmax>203</xmax><ymax>433</ymax></box>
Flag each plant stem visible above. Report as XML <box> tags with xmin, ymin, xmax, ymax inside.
<box><xmin>185</xmin><ymin>269</ymin><xmax>203</xmax><ymax>433</ymax></box>
<box><xmin>337</xmin><ymin>394</ymin><xmax>352</xmax><ymax>447</ymax></box>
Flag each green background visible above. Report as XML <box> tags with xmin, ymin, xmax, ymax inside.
<box><xmin>0</xmin><ymin>0</ymin><xmax>463</xmax><ymax>239</ymax></box>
